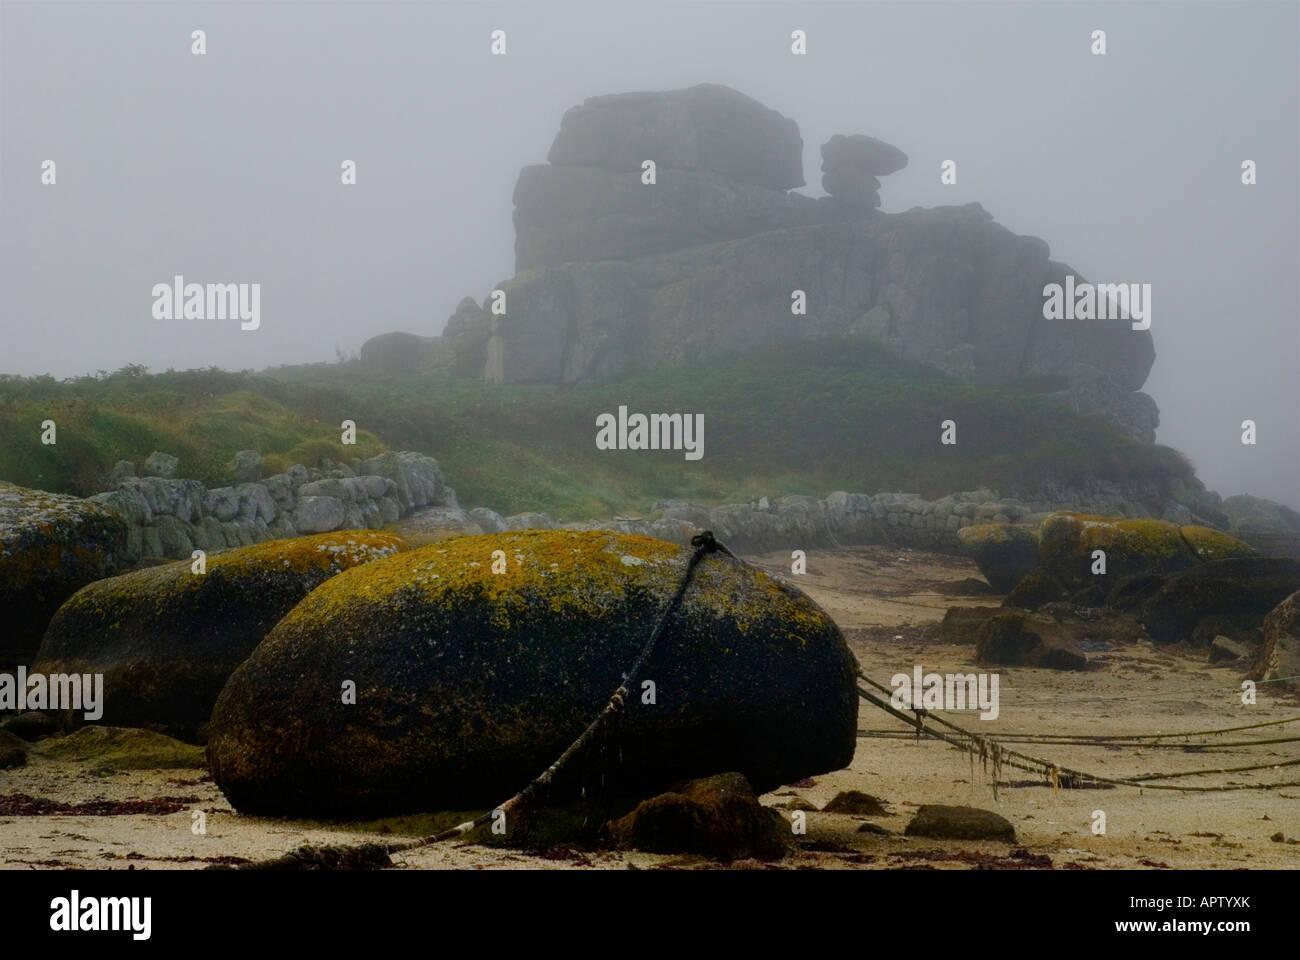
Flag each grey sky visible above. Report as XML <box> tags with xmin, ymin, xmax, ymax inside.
<box><xmin>2</xmin><ymin>1</ymin><xmax>1296</xmax><ymax>507</ymax></box>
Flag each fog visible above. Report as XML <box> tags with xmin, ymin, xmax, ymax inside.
<box><xmin>1</xmin><ymin>1</ymin><xmax>1296</xmax><ymax>506</ymax></box>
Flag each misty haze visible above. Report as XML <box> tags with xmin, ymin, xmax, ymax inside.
<box><xmin>1</xmin><ymin>0</ymin><xmax>1299</xmax><ymax>885</ymax></box>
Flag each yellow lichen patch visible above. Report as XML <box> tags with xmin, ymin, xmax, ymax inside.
<box><xmin>53</xmin><ymin>530</ymin><xmax>410</xmax><ymax>617</ymax></box>
<box><xmin>276</xmin><ymin>529</ymin><xmax>829</xmax><ymax>643</ymax></box>
<box><xmin>1077</xmin><ymin>518</ymin><xmax>1184</xmax><ymax>559</ymax></box>
<box><xmin>1038</xmin><ymin>511</ymin><xmax>1201</xmax><ymax>587</ymax></box>
<box><xmin>1179</xmin><ymin>525</ymin><xmax>1257</xmax><ymax>562</ymax></box>
<box><xmin>207</xmin><ymin>529</ymin><xmax>409</xmax><ymax>578</ymax></box>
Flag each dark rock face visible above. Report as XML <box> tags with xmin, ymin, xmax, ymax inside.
<box><xmin>1141</xmin><ymin>558</ymin><xmax>1300</xmax><ymax>646</ymax></box>
<box><xmin>974</xmin><ymin>610</ymin><xmax>1088</xmax><ymax>670</ymax></box>
<box><xmin>513</xmin><ymin>164</ymin><xmax>821</xmax><ymax>272</ymax></box>
<box><xmin>30</xmin><ymin>532</ymin><xmax>409</xmax><ymax>738</ymax></box>
<box><xmin>208</xmin><ymin>530</ymin><xmax>860</xmax><ymax>817</ymax></box>
<box><xmin>482</xmin><ymin>203</ymin><xmax>1156</xmax><ymax>393</ymax></box>
<box><xmin>1252</xmin><ymin>590</ymin><xmax>1300</xmax><ymax>693</ymax></box>
<box><xmin>608</xmin><ymin>772</ymin><xmax>789</xmax><ymax>861</ymax></box>
<box><xmin>904</xmin><ymin>804</ymin><xmax>1016</xmax><ymax>841</ymax></box>
<box><xmin>1004</xmin><ymin>569</ymin><xmax>1070</xmax><ymax>610</ymax></box>
<box><xmin>1054</xmin><ymin>362</ymin><xmax>1160</xmax><ymax>443</ymax></box>
<box><xmin>546</xmin><ymin>84</ymin><xmax>805</xmax><ymax>191</ymax></box>
<box><xmin>0</xmin><ymin>483</ymin><xmax>129</xmax><ymax>667</ymax></box>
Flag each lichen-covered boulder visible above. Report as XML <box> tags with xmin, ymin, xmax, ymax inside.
<box><xmin>1038</xmin><ymin>513</ymin><xmax>1254</xmax><ymax>591</ymax></box>
<box><xmin>30</xmin><ymin>531</ymin><xmax>409</xmax><ymax>738</ymax></box>
<box><xmin>208</xmin><ymin>529</ymin><xmax>859</xmax><ymax>817</ymax></box>
<box><xmin>956</xmin><ymin>524</ymin><xmax>1040</xmax><ymax>593</ymax></box>
<box><xmin>0</xmin><ymin>483</ymin><xmax>129</xmax><ymax>666</ymax></box>
<box><xmin>1142</xmin><ymin>558</ymin><xmax>1300</xmax><ymax>646</ymax></box>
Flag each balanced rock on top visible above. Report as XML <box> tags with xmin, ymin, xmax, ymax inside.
<box><xmin>821</xmin><ymin>133</ymin><xmax>909</xmax><ymax>207</ymax></box>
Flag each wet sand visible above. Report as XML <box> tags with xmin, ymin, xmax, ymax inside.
<box><xmin>3</xmin><ymin>544</ymin><xmax>1297</xmax><ymax>869</ymax></box>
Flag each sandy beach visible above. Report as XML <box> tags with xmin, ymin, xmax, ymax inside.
<box><xmin>3</xmin><ymin>544</ymin><xmax>1297</xmax><ymax>870</ymax></box>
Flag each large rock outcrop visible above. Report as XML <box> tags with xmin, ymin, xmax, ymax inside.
<box><xmin>0</xmin><ymin>483</ymin><xmax>129</xmax><ymax>666</ymax></box>
<box><xmin>364</xmin><ymin>83</ymin><xmax>1158</xmax><ymax>430</ymax></box>
<box><xmin>208</xmin><ymin>529</ymin><xmax>859</xmax><ymax>817</ymax></box>
<box><xmin>30</xmin><ymin>531</ymin><xmax>409</xmax><ymax>737</ymax></box>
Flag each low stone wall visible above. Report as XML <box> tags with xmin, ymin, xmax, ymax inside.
<box><xmin>407</xmin><ymin>477</ymin><xmax>1230</xmax><ymax>558</ymax></box>
<box><xmin>88</xmin><ymin>451</ymin><xmax>454</xmax><ymax>564</ymax></box>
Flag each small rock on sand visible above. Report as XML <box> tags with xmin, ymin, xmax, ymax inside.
<box><xmin>904</xmin><ymin>804</ymin><xmax>1016</xmax><ymax>842</ymax></box>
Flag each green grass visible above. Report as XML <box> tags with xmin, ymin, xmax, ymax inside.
<box><xmin>0</xmin><ymin>342</ymin><xmax>1194</xmax><ymax>519</ymax></box>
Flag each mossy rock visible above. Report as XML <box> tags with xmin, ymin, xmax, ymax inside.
<box><xmin>956</xmin><ymin>524</ymin><xmax>1040</xmax><ymax>593</ymax></box>
<box><xmin>1180</xmin><ymin>525</ymin><xmax>1258</xmax><ymax>563</ymax></box>
<box><xmin>208</xmin><ymin>530</ymin><xmax>859</xmax><ymax>818</ymax></box>
<box><xmin>1003</xmin><ymin>569</ymin><xmax>1070</xmax><ymax>611</ymax></box>
<box><xmin>608</xmin><ymin>772</ymin><xmax>789</xmax><ymax>861</ymax></box>
<box><xmin>974</xmin><ymin>610</ymin><xmax>1087</xmax><ymax>670</ymax></box>
<box><xmin>0</xmin><ymin>483</ymin><xmax>129</xmax><ymax>667</ymax></box>
<box><xmin>1038</xmin><ymin>512</ymin><xmax>1198</xmax><ymax>591</ymax></box>
<box><xmin>1141</xmin><ymin>558</ymin><xmax>1300</xmax><ymax>646</ymax></box>
<box><xmin>33</xmin><ymin>725</ymin><xmax>205</xmax><ymax>770</ymax></box>
<box><xmin>1104</xmin><ymin>572</ymin><xmax>1169</xmax><ymax>612</ymax></box>
<box><xmin>30</xmin><ymin>531</ymin><xmax>409</xmax><ymax>738</ymax></box>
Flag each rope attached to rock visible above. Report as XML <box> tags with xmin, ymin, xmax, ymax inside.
<box><xmin>856</xmin><ymin>670</ymin><xmax>1300</xmax><ymax>794</ymax></box>
<box><xmin>411</xmin><ymin>530</ymin><xmax>734</xmax><ymax>845</ymax></box>
<box><xmin>225</xmin><ymin>531</ymin><xmax>735</xmax><ymax>868</ymax></box>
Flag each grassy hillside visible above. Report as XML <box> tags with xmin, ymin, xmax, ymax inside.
<box><xmin>0</xmin><ymin>342</ymin><xmax>1193</xmax><ymax>519</ymax></box>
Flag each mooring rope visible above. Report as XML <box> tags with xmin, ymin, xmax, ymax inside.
<box><xmin>855</xmin><ymin>671</ymin><xmax>1300</xmax><ymax>742</ymax></box>
<box><xmin>858</xmin><ymin>730</ymin><xmax>1300</xmax><ymax>749</ymax></box>
<box><xmin>413</xmin><ymin>529</ymin><xmax>735</xmax><ymax>845</ymax></box>
<box><xmin>225</xmin><ymin>530</ymin><xmax>735</xmax><ymax>869</ymax></box>
<box><xmin>855</xmin><ymin>671</ymin><xmax>1300</xmax><ymax>793</ymax></box>
<box><xmin>1006</xmin><ymin>674</ymin><xmax>1300</xmax><ymax>708</ymax></box>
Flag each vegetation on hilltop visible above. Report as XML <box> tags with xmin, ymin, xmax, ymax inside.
<box><xmin>0</xmin><ymin>341</ymin><xmax>1193</xmax><ymax>520</ymax></box>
